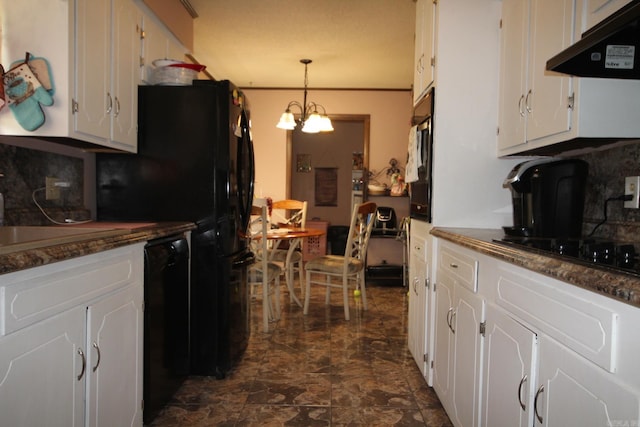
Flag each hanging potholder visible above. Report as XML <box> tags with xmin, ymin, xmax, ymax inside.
<box><xmin>10</xmin><ymin>53</ymin><xmax>55</xmax><ymax>96</ymax></box>
<box><xmin>2</xmin><ymin>57</ymin><xmax>54</xmax><ymax>131</ymax></box>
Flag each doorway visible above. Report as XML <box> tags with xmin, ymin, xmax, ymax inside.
<box><xmin>287</xmin><ymin>115</ymin><xmax>370</xmax><ymax>226</ymax></box>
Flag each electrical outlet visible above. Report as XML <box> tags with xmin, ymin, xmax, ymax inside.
<box><xmin>624</xmin><ymin>176</ymin><xmax>640</xmax><ymax>209</ymax></box>
<box><xmin>45</xmin><ymin>177</ymin><xmax>61</xmax><ymax>200</ymax></box>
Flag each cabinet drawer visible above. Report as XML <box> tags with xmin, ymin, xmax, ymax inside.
<box><xmin>0</xmin><ymin>245</ymin><xmax>143</xmax><ymax>335</ymax></box>
<box><xmin>438</xmin><ymin>244</ymin><xmax>478</xmax><ymax>292</ymax></box>
<box><xmin>495</xmin><ymin>264</ymin><xmax>618</xmax><ymax>372</ymax></box>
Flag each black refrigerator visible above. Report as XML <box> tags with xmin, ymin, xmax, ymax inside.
<box><xmin>96</xmin><ymin>80</ymin><xmax>255</xmax><ymax>379</ymax></box>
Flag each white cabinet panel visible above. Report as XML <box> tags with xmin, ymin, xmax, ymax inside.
<box><xmin>0</xmin><ymin>306</ymin><xmax>85</xmax><ymax>426</ymax></box>
<box><xmin>536</xmin><ymin>335</ymin><xmax>640</xmax><ymax>427</ymax></box>
<box><xmin>75</xmin><ymin>0</ymin><xmax>141</xmax><ymax>152</ymax></box>
<box><xmin>495</xmin><ymin>264</ymin><xmax>618</xmax><ymax>372</ymax></box>
<box><xmin>498</xmin><ymin>0</ymin><xmax>640</xmax><ymax>155</ymax></box>
<box><xmin>408</xmin><ymin>227</ymin><xmax>428</xmax><ymax>377</ymax></box>
<box><xmin>86</xmin><ymin>285</ymin><xmax>143</xmax><ymax>427</ymax></box>
<box><xmin>498</xmin><ymin>0</ymin><xmax>573</xmax><ymax>151</ymax></box>
<box><xmin>413</xmin><ymin>0</ymin><xmax>436</xmax><ymax>105</ymax></box>
<box><xmin>433</xmin><ymin>240</ymin><xmax>485</xmax><ymax>427</ymax></box>
<box><xmin>450</xmin><ymin>286</ymin><xmax>484</xmax><ymax>427</ymax></box>
<box><xmin>482</xmin><ymin>304</ymin><xmax>537</xmax><ymax>427</ymax></box>
<box><xmin>408</xmin><ymin>219</ymin><xmax>434</xmax><ymax>384</ymax></box>
<box><xmin>0</xmin><ymin>0</ymin><xmax>141</xmax><ymax>152</ymax></box>
<box><xmin>0</xmin><ymin>244</ymin><xmax>144</xmax><ymax>426</ymax></box>
<box><xmin>585</xmin><ymin>0</ymin><xmax>633</xmax><ymax>30</ymax></box>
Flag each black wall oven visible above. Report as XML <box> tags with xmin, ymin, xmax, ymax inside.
<box><xmin>409</xmin><ymin>87</ymin><xmax>435</xmax><ymax>222</ymax></box>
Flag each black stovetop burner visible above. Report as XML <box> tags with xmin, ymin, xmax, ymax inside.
<box><xmin>493</xmin><ymin>236</ymin><xmax>639</xmax><ymax>274</ymax></box>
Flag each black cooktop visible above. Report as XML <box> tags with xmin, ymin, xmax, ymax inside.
<box><xmin>493</xmin><ymin>236</ymin><xmax>639</xmax><ymax>275</ymax></box>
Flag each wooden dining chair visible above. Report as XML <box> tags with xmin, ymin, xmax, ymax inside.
<box><xmin>247</xmin><ymin>205</ymin><xmax>282</xmax><ymax>332</ymax></box>
<box><xmin>303</xmin><ymin>202</ymin><xmax>377</xmax><ymax>320</ymax></box>
<box><xmin>269</xmin><ymin>199</ymin><xmax>308</xmax><ymax>301</ymax></box>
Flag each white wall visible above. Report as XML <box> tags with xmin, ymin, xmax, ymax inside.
<box><xmin>430</xmin><ymin>0</ymin><xmax>523</xmax><ymax>228</ymax></box>
<box><xmin>243</xmin><ymin>89</ymin><xmax>412</xmax><ymax>202</ymax></box>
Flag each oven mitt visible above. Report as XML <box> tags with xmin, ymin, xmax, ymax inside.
<box><xmin>2</xmin><ymin>60</ymin><xmax>54</xmax><ymax>131</ymax></box>
<box><xmin>10</xmin><ymin>54</ymin><xmax>55</xmax><ymax>95</ymax></box>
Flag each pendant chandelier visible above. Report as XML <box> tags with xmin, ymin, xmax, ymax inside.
<box><xmin>276</xmin><ymin>59</ymin><xmax>334</xmax><ymax>133</ymax></box>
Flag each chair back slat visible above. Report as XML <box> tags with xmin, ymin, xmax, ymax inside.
<box><xmin>271</xmin><ymin>199</ymin><xmax>308</xmax><ymax>228</ymax></box>
<box><xmin>344</xmin><ymin>201</ymin><xmax>377</xmax><ymax>263</ymax></box>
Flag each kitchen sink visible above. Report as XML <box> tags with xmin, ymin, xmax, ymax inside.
<box><xmin>0</xmin><ymin>226</ymin><xmax>129</xmax><ymax>254</ymax></box>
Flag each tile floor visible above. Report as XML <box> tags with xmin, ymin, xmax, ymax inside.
<box><xmin>149</xmin><ymin>279</ymin><xmax>453</xmax><ymax>426</ymax></box>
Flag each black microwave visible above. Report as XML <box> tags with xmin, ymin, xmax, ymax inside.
<box><xmin>409</xmin><ymin>87</ymin><xmax>434</xmax><ymax>222</ymax></box>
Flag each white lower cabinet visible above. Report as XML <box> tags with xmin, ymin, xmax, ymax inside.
<box><xmin>0</xmin><ymin>244</ymin><xmax>144</xmax><ymax>426</ymax></box>
<box><xmin>408</xmin><ymin>219</ymin><xmax>432</xmax><ymax>381</ymax></box>
<box><xmin>433</xmin><ymin>241</ymin><xmax>484</xmax><ymax>427</ymax></box>
<box><xmin>432</xmin><ymin>236</ymin><xmax>640</xmax><ymax>426</ymax></box>
<box><xmin>86</xmin><ymin>285</ymin><xmax>143</xmax><ymax>427</ymax></box>
<box><xmin>482</xmin><ymin>304</ymin><xmax>537</xmax><ymax>427</ymax></box>
<box><xmin>536</xmin><ymin>334</ymin><xmax>639</xmax><ymax>427</ymax></box>
<box><xmin>0</xmin><ymin>306</ymin><xmax>85</xmax><ymax>426</ymax></box>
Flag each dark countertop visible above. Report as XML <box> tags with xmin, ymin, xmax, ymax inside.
<box><xmin>431</xmin><ymin>227</ymin><xmax>640</xmax><ymax>309</ymax></box>
<box><xmin>0</xmin><ymin>222</ymin><xmax>196</xmax><ymax>276</ymax></box>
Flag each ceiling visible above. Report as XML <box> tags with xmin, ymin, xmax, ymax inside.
<box><xmin>188</xmin><ymin>0</ymin><xmax>416</xmax><ymax>90</ymax></box>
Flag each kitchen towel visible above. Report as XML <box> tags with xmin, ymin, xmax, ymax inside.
<box><xmin>405</xmin><ymin>125</ymin><xmax>420</xmax><ymax>183</ymax></box>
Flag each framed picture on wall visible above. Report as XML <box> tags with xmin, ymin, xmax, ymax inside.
<box><xmin>315</xmin><ymin>167</ymin><xmax>338</xmax><ymax>206</ymax></box>
<box><xmin>297</xmin><ymin>154</ymin><xmax>311</xmax><ymax>172</ymax></box>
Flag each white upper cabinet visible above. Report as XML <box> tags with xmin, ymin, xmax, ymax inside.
<box><xmin>0</xmin><ymin>0</ymin><xmax>142</xmax><ymax>152</ymax></box>
<box><xmin>140</xmin><ymin>13</ymin><xmax>187</xmax><ymax>85</ymax></box>
<box><xmin>0</xmin><ymin>1</ymin><xmax>75</xmax><ymax>140</ymax></box>
<box><xmin>413</xmin><ymin>0</ymin><xmax>436</xmax><ymax>105</ymax></box>
<box><xmin>585</xmin><ymin>0</ymin><xmax>633</xmax><ymax>30</ymax></box>
<box><xmin>498</xmin><ymin>0</ymin><xmax>573</xmax><ymax>152</ymax></box>
<box><xmin>0</xmin><ymin>0</ymin><xmax>183</xmax><ymax>153</ymax></box>
<box><xmin>498</xmin><ymin>0</ymin><xmax>640</xmax><ymax>156</ymax></box>
<box><xmin>75</xmin><ymin>0</ymin><xmax>141</xmax><ymax>152</ymax></box>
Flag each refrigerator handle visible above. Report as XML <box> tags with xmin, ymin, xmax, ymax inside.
<box><xmin>240</xmin><ymin>110</ymin><xmax>255</xmax><ymax>229</ymax></box>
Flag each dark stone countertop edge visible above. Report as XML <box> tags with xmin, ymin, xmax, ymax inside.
<box><xmin>0</xmin><ymin>222</ymin><xmax>196</xmax><ymax>276</ymax></box>
<box><xmin>431</xmin><ymin>227</ymin><xmax>640</xmax><ymax>309</ymax></box>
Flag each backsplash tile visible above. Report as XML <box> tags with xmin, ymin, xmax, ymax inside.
<box><xmin>575</xmin><ymin>141</ymin><xmax>640</xmax><ymax>242</ymax></box>
<box><xmin>0</xmin><ymin>142</ymin><xmax>89</xmax><ymax>225</ymax></box>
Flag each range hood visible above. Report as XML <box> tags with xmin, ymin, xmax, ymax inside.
<box><xmin>546</xmin><ymin>0</ymin><xmax>640</xmax><ymax>79</ymax></box>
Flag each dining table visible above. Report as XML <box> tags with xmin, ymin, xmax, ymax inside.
<box><xmin>263</xmin><ymin>227</ymin><xmax>326</xmax><ymax>307</ymax></box>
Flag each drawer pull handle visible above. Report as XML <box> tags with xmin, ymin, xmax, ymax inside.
<box><xmin>534</xmin><ymin>384</ymin><xmax>544</xmax><ymax>423</ymax></box>
<box><xmin>92</xmin><ymin>342</ymin><xmax>101</xmax><ymax>372</ymax></box>
<box><xmin>518</xmin><ymin>375</ymin><xmax>527</xmax><ymax>411</ymax></box>
<box><xmin>77</xmin><ymin>348</ymin><xmax>86</xmax><ymax>381</ymax></box>
<box><xmin>449</xmin><ymin>262</ymin><xmax>458</xmax><ymax>268</ymax></box>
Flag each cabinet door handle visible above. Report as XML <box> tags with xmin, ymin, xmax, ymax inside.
<box><xmin>450</xmin><ymin>310</ymin><xmax>456</xmax><ymax>334</ymax></box>
<box><xmin>534</xmin><ymin>384</ymin><xmax>544</xmax><ymax>424</ymax></box>
<box><xmin>77</xmin><ymin>348</ymin><xmax>86</xmax><ymax>381</ymax></box>
<box><xmin>449</xmin><ymin>262</ymin><xmax>458</xmax><ymax>268</ymax></box>
<box><xmin>446</xmin><ymin>308</ymin><xmax>456</xmax><ymax>333</ymax></box>
<box><xmin>525</xmin><ymin>89</ymin><xmax>533</xmax><ymax>114</ymax></box>
<box><xmin>518</xmin><ymin>95</ymin><xmax>525</xmax><ymax>116</ymax></box>
<box><xmin>114</xmin><ymin>96</ymin><xmax>120</xmax><ymax>117</ymax></box>
<box><xmin>106</xmin><ymin>93</ymin><xmax>113</xmax><ymax>114</ymax></box>
<box><xmin>518</xmin><ymin>374</ymin><xmax>527</xmax><ymax>411</ymax></box>
<box><xmin>92</xmin><ymin>342</ymin><xmax>101</xmax><ymax>372</ymax></box>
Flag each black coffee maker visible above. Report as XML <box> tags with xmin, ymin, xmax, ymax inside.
<box><xmin>503</xmin><ymin>158</ymin><xmax>588</xmax><ymax>238</ymax></box>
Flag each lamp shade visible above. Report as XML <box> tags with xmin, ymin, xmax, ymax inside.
<box><xmin>302</xmin><ymin>112</ymin><xmax>322</xmax><ymax>133</ymax></box>
<box><xmin>276</xmin><ymin>111</ymin><xmax>296</xmax><ymax>130</ymax></box>
<box><xmin>319</xmin><ymin>115</ymin><xmax>334</xmax><ymax>132</ymax></box>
